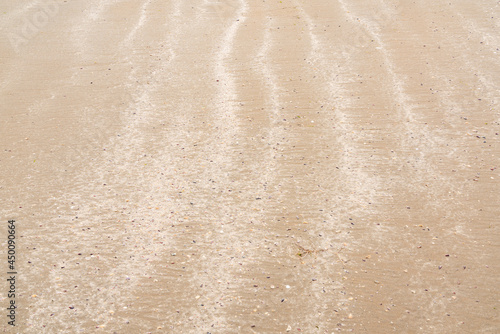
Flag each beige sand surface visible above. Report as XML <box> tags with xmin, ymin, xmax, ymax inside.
<box><xmin>1</xmin><ymin>1</ymin><xmax>499</xmax><ymax>333</ymax></box>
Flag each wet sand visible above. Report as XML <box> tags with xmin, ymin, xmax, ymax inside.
<box><xmin>1</xmin><ymin>1</ymin><xmax>499</xmax><ymax>333</ymax></box>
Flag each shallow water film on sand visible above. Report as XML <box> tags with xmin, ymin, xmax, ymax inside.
<box><xmin>1</xmin><ymin>0</ymin><xmax>499</xmax><ymax>333</ymax></box>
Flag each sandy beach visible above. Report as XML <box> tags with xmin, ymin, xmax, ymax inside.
<box><xmin>1</xmin><ymin>0</ymin><xmax>499</xmax><ymax>332</ymax></box>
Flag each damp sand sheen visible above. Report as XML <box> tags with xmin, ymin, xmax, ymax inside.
<box><xmin>0</xmin><ymin>1</ymin><xmax>499</xmax><ymax>333</ymax></box>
